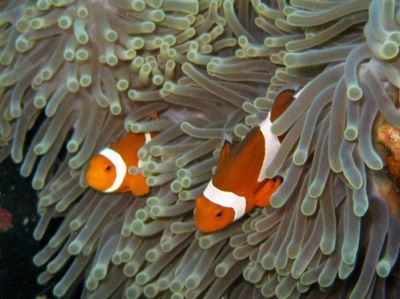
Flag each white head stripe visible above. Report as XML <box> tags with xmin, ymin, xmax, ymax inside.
<box><xmin>99</xmin><ymin>147</ymin><xmax>127</xmax><ymax>193</ymax></box>
<box><xmin>258</xmin><ymin>112</ymin><xmax>281</xmax><ymax>182</ymax></box>
<box><xmin>203</xmin><ymin>181</ymin><xmax>246</xmax><ymax>221</ymax></box>
<box><xmin>138</xmin><ymin>133</ymin><xmax>153</xmax><ymax>169</ymax></box>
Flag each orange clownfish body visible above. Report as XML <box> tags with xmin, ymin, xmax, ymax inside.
<box><xmin>195</xmin><ymin>89</ymin><xmax>296</xmax><ymax>233</ymax></box>
<box><xmin>86</xmin><ymin>132</ymin><xmax>153</xmax><ymax>196</ymax></box>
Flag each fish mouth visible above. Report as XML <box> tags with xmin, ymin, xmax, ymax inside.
<box><xmin>85</xmin><ymin>171</ymin><xmax>111</xmax><ymax>192</ymax></box>
<box><xmin>85</xmin><ymin>170</ymin><xmax>95</xmax><ymax>181</ymax></box>
<box><xmin>194</xmin><ymin>208</ymin><xmax>211</xmax><ymax>233</ymax></box>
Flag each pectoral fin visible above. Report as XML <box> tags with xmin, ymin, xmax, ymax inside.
<box><xmin>254</xmin><ymin>178</ymin><xmax>282</xmax><ymax>207</ymax></box>
<box><xmin>127</xmin><ymin>175</ymin><xmax>150</xmax><ymax>197</ymax></box>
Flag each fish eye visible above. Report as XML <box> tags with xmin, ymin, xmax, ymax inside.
<box><xmin>216</xmin><ymin>211</ymin><xmax>222</xmax><ymax>218</ymax></box>
<box><xmin>105</xmin><ymin>165</ymin><xmax>112</xmax><ymax>171</ymax></box>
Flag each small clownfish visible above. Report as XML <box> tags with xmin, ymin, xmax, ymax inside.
<box><xmin>86</xmin><ymin>112</ymin><xmax>159</xmax><ymax>196</ymax></box>
<box><xmin>86</xmin><ymin>132</ymin><xmax>153</xmax><ymax>197</ymax></box>
<box><xmin>86</xmin><ymin>106</ymin><xmax>164</xmax><ymax>196</ymax></box>
<box><xmin>195</xmin><ymin>89</ymin><xmax>297</xmax><ymax>233</ymax></box>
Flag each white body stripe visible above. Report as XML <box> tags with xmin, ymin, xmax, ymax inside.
<box><xmin>138</xmin><ymin>133</ymin><xmax>153</xmax><ymax>169</ymax></box>
<box><xmin>203</xmin><ymin>181</ymin><xmax>246</xmax><ymax>221</ymax></box>
<box><xmin>258</xmin><ymin>112</ymin><xmax>281</xmax><ymax>182</ymax></box>
<box><xmin>99</xmin><ymin>148</ymin><xmax>127</xmax><ymax>193</ymax></box>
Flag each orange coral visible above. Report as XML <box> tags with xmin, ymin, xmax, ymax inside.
<box><xmin>385</xmin><ymin>154</ymin><xmax>400</xmax><ymax>180</ymax></box>
<box><xmin>377</xmin><ymin>124</ymin><xmax>400</xmax><ymax>181</ymax></box>
<box><xmin>377</xmin><ymin>124</ymin><xmax>400</xmax><ymax>160</ymax></box>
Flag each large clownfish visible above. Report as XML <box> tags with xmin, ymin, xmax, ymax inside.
<box><xmin>195</xmin><ymin>89</ymin><xmax>296</xmax><ymax>233</ymax></box>
<box><xmin>86</xmin><ymin>132</ymin><xmax>153</xmax><ymax>196</ymax></box>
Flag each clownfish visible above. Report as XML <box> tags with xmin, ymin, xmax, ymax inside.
<box><xmin>195</xmin><ymin>89</ymin><xmax>296</xmax><ymax>233</ymax></box>
<box><xmin>86</xmin><ymin>132</ymin><xmax>153</xmax><ymax>196</ymax></box>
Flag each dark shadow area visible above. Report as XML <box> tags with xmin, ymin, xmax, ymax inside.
<box><xmin>0</xmin><ymin>158</ymin><xmax>52</xmax><ymax>299</ymax></box>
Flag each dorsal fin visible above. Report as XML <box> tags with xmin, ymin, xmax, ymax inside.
<box><xmin>220</xmin><ymin>140</ymin><xmax>231</xmax><ymax>161</ymax></box>
<box><xmin>270</xmin><ymin>89</ymin><xmax>297</xmax><ymax>123</ymax></box>
<box><xmin>270</xmin><ymin>89</ymin><xmax>297</xmax><ymax>142</ymax></box>
<box><xmin>219</xmin><ymin>131</ymin><xmax>233</xmax><ymax>160</ymax></box>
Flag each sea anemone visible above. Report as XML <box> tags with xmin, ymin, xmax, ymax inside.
<box><xmin>0</xmin><ymin>0</ymin><xmax>400</xmax><ymax>298</ymax></box>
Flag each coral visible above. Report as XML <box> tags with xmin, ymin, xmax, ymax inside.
<box><xmin>377</xmin><ymin>122</ymin><xmax>400</xmax><ymax>180</ymax></box>
<box><xmin>0</xmin><ymin>0</ymin><xmax>400</xmax><ymax>298</ymax></box>
<box><xmin>0</xmin><ymin>205</ymin><xmax>13</xmax><ymax>232</ymax></box>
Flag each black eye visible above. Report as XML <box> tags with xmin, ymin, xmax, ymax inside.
<box><xmin>105</xmin><ymin>165</ymin><xmax>112</xmax><ymax>171</ymax></box>
<box><xmin>216</xmin><ymin>211</ymin><xmax>222</xmax><ymax>218</ymax></box>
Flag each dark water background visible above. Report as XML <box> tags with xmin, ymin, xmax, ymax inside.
<box><xmin>0</xmin><ymin>158</ymin><xmax>52</xmax><ymax>298</ymax></box>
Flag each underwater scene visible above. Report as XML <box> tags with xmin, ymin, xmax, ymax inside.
<box><xmin>1</xmin><ymin>0</ymin><xmax>400</xmax><ymax>298</ymax></box>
